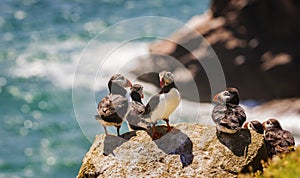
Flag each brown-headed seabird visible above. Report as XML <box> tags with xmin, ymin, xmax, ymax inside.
<box><xmin>95</xmin><ymin>74</ymin><xmax>132</xmax><ymax>136</ymax></box>
<box><xmin>243</xmin><ymin>120</ymin><xmax>264</xmax><ymax>134</ymax></box>
<box><xmin>263</xmin><ymin>118</ymin><xmax>295</xmax><ymax>157</ymax></box>
<box><xmin>212</xmin><ymin>87</ymin><xmax>246</xmax><ymax>134</ymax></box>
<box><xmin>126</xmin><ymin>84</ymin><xmax>150</xmax><ymax>131</ymax></box>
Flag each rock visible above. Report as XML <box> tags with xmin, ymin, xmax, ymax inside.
<box><xmin>134</xmin><ymin>0</ymin><xmax>300</xmax><ymax>102</ymax></box>
<box><xmin>77</xmin><ymin>123</ymin><xmax>268</xmax><ymax>177</ymax></box>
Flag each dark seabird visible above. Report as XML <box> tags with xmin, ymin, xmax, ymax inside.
<box><xmin>212</xmin><ymin>87</ymin><xmax>246</xmax><ymax>134</ymax></box>
<box><xmin>143</xmin><ymin>71</ymin><xmax>181</xmax><ymax>138</ymax></box>
<box><xmin>126</xmin><ymin>84</ymin><xmax>150</xmax><ymax>131</ymax></box>
<box><xmin>243</xmin><ymin>120</ymin><xmax>264</xmax><ymax>134</ymax></box>
<box><xmin>244</xmin><ymin>120</ymin><xmax>274</xmax><ymax>157</ymax></box>
<box><xmin>95</xmin><ymin>74</ymin><xmax>132</xmax><ymax>136</ymax></box>
<box><xmin>263</xmin><ymin>118</ymin><xmax>295</xmax><ymax>157</ymax></box>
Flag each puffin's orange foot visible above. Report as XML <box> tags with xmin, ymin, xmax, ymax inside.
<box><xmin>167</xmin><ymin>126</ymin><xmax>173</xmax><ymax>132</ymax></box>
<box><xmin>164</xmin><ymin>118</ymin><xmax>172</xmax><ymax>132</ymax></box>
<box><xmin>151</xmin><ymin>125</ymin><xmax>161</xmax><ymax>140</ymax></box>
<box><xmin>152</xmin><ymin>131</ymin><xmax>160</xmax><ymax>140</ymax></box>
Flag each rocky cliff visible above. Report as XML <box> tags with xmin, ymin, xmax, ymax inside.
<box><xmin>77</xmin><ymin>123</ymin><xmax>268</xmax><ymax>177</ymax></box>
<box><xmin>134</xmin><ymin>0</ymin><xmax>300</xmax><ymax>102</ymax></box>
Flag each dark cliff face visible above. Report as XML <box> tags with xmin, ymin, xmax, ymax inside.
<box><xmin>145</xmin><ymin>0</ymin><xmax>300</xmax><ymax>102</ymax></box>
<box><xmin>211</xmin><ymin>0</ymin><xmax>300</xmax><ymax>39</ymax></box>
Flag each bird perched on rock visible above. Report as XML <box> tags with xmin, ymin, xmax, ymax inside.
<box><xmin>212</xmin><ymin>87</ymin><xmax>246</xmax><ymax>134</ymax></box>
<box><xmin>243</xmin><ymin>120</ymin><xmax>264</xmax><ymax>134</ymax></box>
<box><xmin>263</xmin><ymin>118</ymin><xmax>295</xmax><ymax>157</ymax></box>
<box><xmin>126</xmin><ymin>84</ymin><xmax>150</xmax><ymax>131</ymax></box>
<box><xmin>244</xmin><ymin>120</ymin><xmax>273</xmax><ymax>157</ymax></box>
<box><xmin>95</xmin><ymin>74</ymin><xmax>132</xmax><ymax>136</ymax></box>
<box><xmin>143</xmin><ymin>71</ymin><xmax>181</xmax><ymax>138</ymax></box>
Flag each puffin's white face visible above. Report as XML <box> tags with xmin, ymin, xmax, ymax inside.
<box><xmin>160</xmin><ymin>71</ymin><xmax>174</xmax><ymax>87</ymax></box>
<box><xmin>112</xmin><ymin>75</ymin><xmax>132</xmax><ymax>88</ymax></box>
<box><xmin>263</xmin><ymin>118</ymin><xmax>282</xmax><ymax>130</ymax></box>
<box><xmin>214</xmin><ymin>91</ymin><xmax>233</xmax><ymax>103</ymax></box>
<box><xmin>247</xmin><ymin>122</ymin><xmax>254</xmax><ymax>130</ymax></box>
<box><xmin>131</xmin><ymin>84</ymin><xmax>144</xmax><ymax>98</ymax></box>
<box><xmin>243</xmin><ymin>122</ymin><xmax>252</xmax><ymax>129</ymax></box>
<box><xmin>263</xmin><ymin>121</ymin><xmax>273</xmax><ymax>130</ymax></box>
<box><xmin>243</xmin><ymin>121</ymin><xmax>264</xmax><ymax>134</ymax></box>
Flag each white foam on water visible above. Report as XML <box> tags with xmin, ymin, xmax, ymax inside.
<box><xmin>11</xmin><ymin>40</ymin><xmax>150</xmax><ymax>91</ymax></box>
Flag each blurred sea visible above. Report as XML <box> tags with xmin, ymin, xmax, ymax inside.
<box><xmin>0</xmin><ymin>0</ymin><xmax>210</xmax><ymax>177</ymax></box>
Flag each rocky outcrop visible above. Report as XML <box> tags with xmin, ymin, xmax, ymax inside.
<box><xmin>77</xmin><ymin>123</ymin><xmax>268</xmax><ymax>177</ymax></box>
<box><xmin>134</xmin><ymin>0</ymin><xmax>300</xmax><ymax>102</ymax></box>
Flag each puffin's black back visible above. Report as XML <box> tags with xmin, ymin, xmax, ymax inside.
<box><xmin>130</xmin><ymin>91</ymin><xmax>143</xmax><ymax>104</ymax></box>
<box><xmin>136</xmin><ymin>72</ymin><xmax>160</xmax><ymax>88</ymax></box>
<box><xmin>109</xmin><ymin>82</ymin><xmax>127</xmax><ymax>96</ymax></box>
<box><xmin>226</xmin><ymin>87</ymin><xmax>240</xmax><ymax>105</ymax></box>
<box><xmin>264</xmin><ymin>128</ymin><xmax>295</xmax><ymax>156</ymax></box>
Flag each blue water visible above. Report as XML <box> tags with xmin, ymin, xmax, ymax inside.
<box><xmin>0</xmin><ymin>0</ymin><xmax>210</xmax><ymax>177</ymax></box>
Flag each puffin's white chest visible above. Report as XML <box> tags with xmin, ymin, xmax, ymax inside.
<box><xmin>151</xmin><ymin>88</ymin><xmax>181</xmax><ymax>122</ymax></box>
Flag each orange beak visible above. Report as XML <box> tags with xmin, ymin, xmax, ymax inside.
<box><xmin>159</xmin><ymin>79</ymin><xmax>164</xmax><ymax>88</ymax></box>
<box><xmin>243</xmin><ymin>122</ymin><xmax>249</xmax><ymax>129</ymax></box>
<box><xmin>213</xmin><ymin>93</ymin><xmax>221</xmax><ymax>102</ymax></box>
<box><xmin>127</xmin><ymin>79</ymin><xmax>132</xmax><ymax>88</ymax></box>
<box><xmin>262</xmin><ymin>121</ymin><xmax>266</xmax><ymax>130</ymax></box>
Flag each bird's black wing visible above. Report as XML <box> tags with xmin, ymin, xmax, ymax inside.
<box><xmin>143</xmin><ymin>94</ymin><xmax>160</xmax><ymax>116</ymax></box>
<box><xmin>126</xmin><ymin>101</ymin><xmax>150</xmax><ymax>130</ymax></box>
<box><xmin>96</xmin><ymin>94</ymin><xmax>128</xmax><ymax>124</ymax></box>
<box><xmin>111</xmin><ymin>94</ymin><xmax>129</xmax><ymax>119</ymax></box>
<box><xmin>281</xmin><ymin>130</ymin><xmax>295</xmax><ymax>147</ymax></box>
<box><xmin>227</xmin><ymin>104</ymin><xmax>246</xmax><ymax>127</ymax></box>
<box><xmin>130</xmin><ymin>101</ymin><xmax>145</xmax><ymax>114</ymax></box>
<box><xmin>97</xmin><ymin>95</ymin><xmax>115</xmax><ymax>117</ymax></box>
<box><xmin>136</xmin><ymin>72</ymin><xmax>160</xmax><ymax>88</ymax></box>
<box><xmin>211</xmin><ymin>104</ymin><xmax>227</xmax><ymax>124</ymax></box>
<box><xmin>265</xmin><ymin>128</ymin><xmax>295</xmax><ymax>155</ymax></box>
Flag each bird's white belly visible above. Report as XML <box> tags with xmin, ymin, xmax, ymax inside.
<box><xmin>151</xmin><ymin>88</ymin><xmax>180</xmax><ymax>123</ymax></box>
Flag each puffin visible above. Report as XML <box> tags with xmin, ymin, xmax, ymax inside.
<box><xmin>95</xmin><ymin>74</ymin><xmax>132</xmax><ymax>136</ymax></box>
<box><xmin>212</xmin><ymin>87</ymin><xmax>246</xmax><ymax>134</ymax></box>
<box><xmin>126</xmin><ymin>84</ymin><xmax>150</xmax><ymax>131</ymax></box>
<box><xmin>243</xmin><ymin>120</ymin><xmax>274</xmax><ymax>158</ymax></box>
<box><xmin>143</xmin><ymin>71</ymin><xmax>181</xmax><ymax>138</ymax></box>
<box><xmin>243</xmin><ymin>120</ymin><xmax>264</xmax><ymax>134</ymax></box>
<box><xmin>263</xmin><ymin>118</ymin><xmax>295</xmax><ymax>157</ymax></box>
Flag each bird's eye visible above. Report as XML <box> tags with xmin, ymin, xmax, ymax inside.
<box><xmin>225</xmin><ymin>91</ymin><xmax>230</xmax><ymax>96</ymax></box>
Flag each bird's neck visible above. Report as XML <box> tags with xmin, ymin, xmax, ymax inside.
<box><xmin>266</xmin><ymin>126</ymin><xmax>282</xmax><ymax>131</ymax></box>
<box><xmin>159</xmin><ymin>82</ymin><xmax>177</xmax><ymax>94</ymax></box>
<box><xmin>130</xmin><ymin>91</ymin><xmax>143</xmax><ymax>104</ymax></box>
<box><xmin>227</xmin><ymin>96</ymin><xmax>239</xmax><ymax>105</ymax></box>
